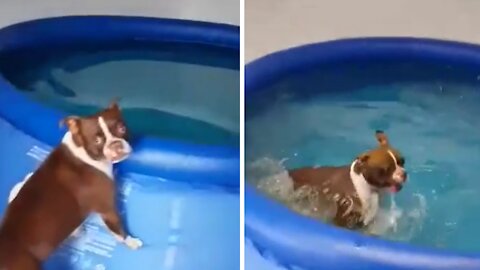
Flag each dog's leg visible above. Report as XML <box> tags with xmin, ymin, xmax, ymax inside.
<box><xmin>100</xmin><ymin>211</ymin><xmax>143</xmax><ymax>250</ymax></box>
<box><xmin>0</xmin><ymin>248</ymin><xmax>41</xmax><ymax>270</ymax></box>
<box><xmin>96</xmin><ymin>181</ymin><xmax>142</xmax><ymax>250</ymax></box>
<box><xmin>333</xmin><ymin>197</ymin><xmax>364</xmax><ymax>230</ymax></box>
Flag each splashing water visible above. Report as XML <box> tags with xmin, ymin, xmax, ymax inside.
<box><xmin>247</xmin><ymin>157</ymin><xmax>426</xmax><ymax>238</ymax></box>
<box><xmin>367</xmin><ymin>192</ymin><xmax>426</xmax><ymax>240</ymax></box>
<box><xmin>248</xmin><ymin>158</ymin><xmax>337</xmax><ymax>222</ymax></box>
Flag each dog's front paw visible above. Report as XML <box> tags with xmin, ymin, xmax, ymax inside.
<box><xmin>124</xmin><ymin>236</ymin><xmax>143</xmax><ymax>250</ymax></box>
<box><xmin>71</xmin><ymin>226</ymin><xmax>82</xmax><ymax>238</ymax></box>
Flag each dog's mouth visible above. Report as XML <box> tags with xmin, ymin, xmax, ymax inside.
<box><xmin>388</xmin><ymin>183</ymin><xmax>403</xmax><ymax>193</ymax></box>
<box><xmin>107</xmin><ymin>152</ymin><xmax>130</xmax><ymax>163</ymax></box>
<box><xmin>389</xmin><ymin>167</ymin><xmax>407</xmax><ymax>193</ymax></box>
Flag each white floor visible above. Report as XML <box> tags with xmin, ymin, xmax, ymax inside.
<box><xmin>246</xmin><ymin>0</ymin><xmax>480</xmax><ymax>62</ymax></box>
<box><xmin>0</xmin><ymin>0</ymin><xmax>239</xmax><ymax>27</ymax></box>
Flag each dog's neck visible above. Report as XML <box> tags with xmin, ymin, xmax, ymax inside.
<box><xmin>62</xmin><ymin>132</ymin><xmax>113</xmax><ymax>179</ymax></box>
<box><xmin>349</xmin><ymin>160</ymin><xmax>379</xmax><ymax>225</ymax></box>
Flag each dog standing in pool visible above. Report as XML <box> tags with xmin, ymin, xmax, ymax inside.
<box><xmin>289</xmin><ymin>131</ymin><xmax>407</xmax><ymax>230</ymax></box>
<box><xmin>0</xmin><ymin>101</ymin><xmax>142</xmax><ymax>269</ymax></box>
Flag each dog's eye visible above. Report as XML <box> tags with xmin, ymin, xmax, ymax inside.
<box><xmin>398</xmin><ymin>157</ymin><xmax>405</xmax><ymax>166</ymax></box>
<box><xmin>118</xmin><ymin>125</ymin><xmax>126</xmax><ymax>134</ymax></box>
<box><xmin>95</xmin><ymin>136</ymin><xmax>104</xmax><ymax>145</ymax></box>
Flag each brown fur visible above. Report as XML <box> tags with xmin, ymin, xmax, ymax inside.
<box><xmin>290</xmin><ymin>166</ymin><xmax>364</xmax><ymax>228</ymax></box>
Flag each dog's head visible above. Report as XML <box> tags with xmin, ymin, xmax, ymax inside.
<box><xmin>353</xmin><ymin>130</ymin><xmax>407</xmax><ymax>193</ymax></box>
<box><xmin>61</xmin><ymin>100</ymin><xmax>131</xmax><ymax>163</ymax></box>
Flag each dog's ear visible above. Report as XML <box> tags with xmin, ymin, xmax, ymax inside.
<box><xmin>108</xmin><ymin>98</ymin><xmax>121</xmax><ymax>111</ymax></box>
<box><xmin>60</xmin><ymin>116</ymin><xmax>81</xmax><ymax>134</ymax></box>
<box><xmin>60</xmin><ymin>116</ymin><xmax>84</xmax><ymax>147</ymax></box>
<box><xmin>354</xmin><ymin>154</ymin><xmax>369</xmax><ymax>174</ymax></box>
<box><xmin>375</xmin><ymin>130</ymin><xmax>389</xmax><ymax>147</ymax></box>
<box><xmin>357</xmin><ymin>154</ymin><xmax>370</xmax><ymax>163</ymax></box>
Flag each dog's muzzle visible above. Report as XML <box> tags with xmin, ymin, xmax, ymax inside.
<box><xmin>386</xmin><ymin>150</ymin><xmax>407</xmax><ymax>193</ymax></box>
<box><xmin>104</xmin><ymin>139</ymin><xmax>132</xmax><ymax>163</ymax></box>
<box><xmin>393</xmin><ymin>167</ymin><xmax>407</xmax><ymax>183</ymax></box>
<box><xmin>390</xmin><ymin>167</ymin><xmax>407</xmax><ymax>192</ymax></box>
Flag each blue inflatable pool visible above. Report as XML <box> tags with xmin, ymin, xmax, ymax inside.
<box><xmin>245</xmin><ymin>38</ymin><xmax>480</xmax><ymax>270</ymax></box>
<box><xmin>0</xmin><ymin>16</ymin><xmax>239</xmax><ymax>270</ymax></box>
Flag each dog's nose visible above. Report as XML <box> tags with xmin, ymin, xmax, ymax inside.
<box><xmin>393</xmin><ymin>168</ymin><xmax>407</xmax><ymax>183</ymax></box>
<box><xmin>397</xmin><ymin>170</ymin><xmax>407</xmax><ymax>182</ymax></box>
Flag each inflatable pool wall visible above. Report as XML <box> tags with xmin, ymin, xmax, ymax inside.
<box><xmin>0</xmin><ymin>16</ymin><xmax>239</xmax><ymax>270</ymax></box>
<box><xmin>245</xmin><ymin>38</ymin><xmax>480</xmax><ymax>270</ymax></box>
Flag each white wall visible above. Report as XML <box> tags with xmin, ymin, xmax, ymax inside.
<box><xmin>0</xmin><ymin>0</ymin><xmax>239</xmax><ymax>27</ymax></box>
<box><xmin>246</xmin><ymin>0</ymin><xmax>480</xmax><ymax>61</ymax></box>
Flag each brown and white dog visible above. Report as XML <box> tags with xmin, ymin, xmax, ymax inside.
<box><xmin>289</xmin><ymin>131</ymin><xmax>407</xmax><ymax>230</ymax></box>
<box><xmin>0</xmin><ymin>101</ymin><xmax>142</xmax><ymax>269</ymax></box>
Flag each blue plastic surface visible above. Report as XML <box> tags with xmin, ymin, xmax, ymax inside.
<box><xmin>245</xmin><ymin>38</ymin><xmax>480</xmax><ymax>270</ymax></box>
<box><xmin>0</xmin><ymin>16</ymin><xmax>239</xmax><ymax>270</ymax></box>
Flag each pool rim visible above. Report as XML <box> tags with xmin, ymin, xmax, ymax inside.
<box><xmin>245</xmin><ymin>37</ymin><xmax>480</xmax><ymax>269</ymax></box>
<box><xmin>0</xmin><ymin>15</ymin><xmax>239</xmax><ymax>188</ymax></box>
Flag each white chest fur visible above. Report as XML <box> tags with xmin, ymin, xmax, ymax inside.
<box><xmin>350</xmin><ymin>161</ymin><xmax>379</xmax><ymax>225</ymax></box>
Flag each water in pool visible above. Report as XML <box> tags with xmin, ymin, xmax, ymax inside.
<box><xmin>246</xmin><ymin>80</ymin><xmax>480</xmax><ymax>253</ymax></box>
<box><xmin>0</xmin><ymin>42</ymin><xmax>239</xmax><ymax>146</ymax></box>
